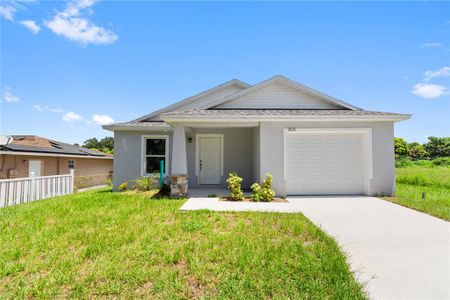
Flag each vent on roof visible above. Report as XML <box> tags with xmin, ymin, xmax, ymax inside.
<box><xmin>49</xmin><ymin>141</ymin><xmax>63</xmax><ymax>149</ymax></box>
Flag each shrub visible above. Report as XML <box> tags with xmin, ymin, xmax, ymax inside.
<box><xmin>152</xmin><ymin>184</ymin><xmax>171</xmax><ymax>199</ymax></box>
<box><xmin>133</xmin><ymin>176</ymin><xmax>158</xmax><ymax>191</ymax></box>
<box><xmin>226</xmin><ymin>172</ymin><xmax>244</xmax><ymax>201</ymax></box>
<box><xmin>251</xmin><ymin>173</ymin><xmax>275</xmax><ymax>202</ymax></box>
<box><xmin>119</xmin><ymin>182</ymin><xmax>128</xmax><ymax>191</ymax></box>
<box><xmin>395</xmin><ymin>158</ymin><xmax>413</xmax><ymax>168</ymax></box>
<box><xmin>432</xmin><ymin>157</ymin><xmax>450</xmax><ymax>167</ymax></box>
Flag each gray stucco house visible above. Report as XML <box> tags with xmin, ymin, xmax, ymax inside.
<box><xmin>103</xmin><ymin>75</ymin><xmax>410</xmax><ymax>196</ymax></box>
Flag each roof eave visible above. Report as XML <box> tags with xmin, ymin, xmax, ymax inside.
<box><xmin>161</xmin><ymin>114</ymin><xmax>411</xmax><ymax>123</ymax></box>
<box><xmin>102</xmin><ymin>125</ymin><xmax>173</xmax><ymax>132</ymax></box>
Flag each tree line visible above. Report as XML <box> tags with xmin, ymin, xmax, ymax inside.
<box><xmin>395</xmin><ymin>136</ymin><xmax>450</xmax><ymax>160</ymax></box>
<box><xmin>81</xmin><ymin>137</ymin><xmax>114</xmax><ymax>154</ymax></box>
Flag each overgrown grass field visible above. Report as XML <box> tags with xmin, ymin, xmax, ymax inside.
<box><xmin>384</xmin><ymin>162</ymin><xmax>450</xmax><ymax>221</ymax></box>
<box><xmin>0</xmin><ymin>190</ymin><xmax>365</xmax><ymax>299</ymax></box>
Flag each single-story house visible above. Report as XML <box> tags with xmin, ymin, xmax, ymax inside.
<box><xmin>103</xmin><ymin>75</ymin><xmax>410</xmax><ymax>197</ymax></box>
<box><xmin>0</xmin><ymin>135</ymin><xmax>113</xmax><ymax>188</ymax></box>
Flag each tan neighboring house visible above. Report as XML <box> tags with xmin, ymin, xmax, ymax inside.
<box><xmin>0</xmin><ymin>135</ymin><xmax>113</xmax><ymax>188</ymax></box>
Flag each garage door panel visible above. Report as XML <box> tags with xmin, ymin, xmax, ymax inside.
<box><xmin>286</xmin><ymin>132</ymin><xmax>365</xmax><ymax>195</ymax></box>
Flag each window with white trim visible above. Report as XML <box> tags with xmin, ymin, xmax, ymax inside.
<box><xmin>68</xmin><ymin>160</ymin><xmax>75</xmax><ymax>169</ymax></box>
<box><xmin>143</xmin><ymin>136</ymin><xmax>168</xmax><ymax>175</ymax></box>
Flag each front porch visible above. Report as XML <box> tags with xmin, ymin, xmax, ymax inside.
<box><xmin>170</xmin><ymin>123</ymin><xmax>260</xmax><ymax>197</ymax></box>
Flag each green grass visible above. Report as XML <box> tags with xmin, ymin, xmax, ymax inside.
<box><xmin>383</xmin><ymin>166</ymin><xmax>450</xmax><ymax>221</ymax></box>
<box><xmin>0</xmin><ymin>189</ymin><xmax>365</xmax><ymax>299</ymax></box>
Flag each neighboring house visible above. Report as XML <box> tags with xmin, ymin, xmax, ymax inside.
<box><xmin>103</xmin><ymin>75</ymin><xmax>410</xmax><ymax>196</ymax></box>
<box><xmin>0</xmin><ymin>135</ymin><xmax>113</xmax><ymax>188</ymax></box>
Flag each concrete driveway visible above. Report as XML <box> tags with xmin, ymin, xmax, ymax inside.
<box><xmin>288</xmin><ymin>196</ymin><xmax>450</xmax><ymax>300</ymax></box>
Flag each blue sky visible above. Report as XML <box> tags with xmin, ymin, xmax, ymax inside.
<box><xmin>1</xmin><ymin>1</ymin><xmax>449</xmax><ymax>145</ymax></box>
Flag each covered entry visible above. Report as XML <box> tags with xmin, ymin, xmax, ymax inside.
<box><xmin>284</xmin><ymin>128</ymin><xmax>372</xmax><ymax>195</ymax></box>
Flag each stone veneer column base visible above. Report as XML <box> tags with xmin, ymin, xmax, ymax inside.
<box><xmin>170</xmin><ymin>174</ymin><xmax>188</xmax><ymax>198</ymax></box>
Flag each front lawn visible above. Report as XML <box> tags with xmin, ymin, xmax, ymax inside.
<box><xmin>383</xmin><ymin>166</ymin><xmax>450</xmax><ymax>221</ymax></box>
<box><xmin>0</xmin><ymin>189</ymin><xmax>365</xmax><ymax>298</ymax></box>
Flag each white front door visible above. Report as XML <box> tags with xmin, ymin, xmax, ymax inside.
<box><xmin>199</xmin><ymin>136</ymin><xmax>222</xmax><ymax>184</ymax></box>
<box><xmin>29</xmin><ymin>160</ymin><xmax>42</xmax><ymax>176</ymax></box>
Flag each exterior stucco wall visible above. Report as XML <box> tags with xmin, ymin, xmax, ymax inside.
<box><xmin>113</xmin><ymin>128</ymin><xmax>253</xmax><ymax>190</ymax></box>
<box><xmin>0</xmin><ymin>154</ymin><xmax>112</xmax><ymax>188</ymax></box>
<box><xmin>113</xmin><ymin>131</ymin><xmax>173</xmax><ymax>190</ymax></box>
<box><xmin>259</xmin><ymin>121</ymin><xmax>395</xmax><ymax>196</ymax></box>
<box><xmin>186</xmin><ymin>128</ymin><xmax>254</xmax><ymax>188</ymax></box>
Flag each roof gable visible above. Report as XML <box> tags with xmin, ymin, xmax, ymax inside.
<box><xmin>208</xmin><ymin>75</ymin><xmax>361</xmax><ymax>110</ymax></box>
<box><xmin>134</xmin><ymin>79</ymin><xmax>250</xmax><ymax>122</ymax></box>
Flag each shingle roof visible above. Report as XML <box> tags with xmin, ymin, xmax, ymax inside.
<box><xmin>0</xmin><ymin>135</ymin><xmax>112</xmax><ymax>157</ymax></box>
<box><xmin>103</xmin><ymin>121</ymin><xmax>173</xmax><ymax>129</ymax></box>
<box><xmin>161</xmin><ymin>109</ymin><xmax>409</xmax><ymax>117</ymax></box>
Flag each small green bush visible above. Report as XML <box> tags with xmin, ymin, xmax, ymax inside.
<box><xmin>395</xmin><ymin>158</ymin><xmax>412</xmax><ymax>168</ymax></box>
<box><xmin>251</xmin><ymin>173</ymin><xmax>275</xmax><ymax>202</ymax></box>
<box><xmin>432</xmin><ymin>157</ymin><xmax>450</xmax><ymax>167</ymax></box>
<box><xmin>118</xmin><ymin>182</ymin><xmax>128</xmax><ymax>191</ymax></box>
<box><xmin>396</xmin><ymin>157</ymin><xmax>450</xmax><ymax>168</ymax></box>
<box><xmin>226</xmin><ymin>172</ymin><xmax>244</xmax><ymax>201</ymax></box>
<box><xmin>133</xmin><ymin>176</ymin><xmax>157</xmax><ymax>191</ymax></box>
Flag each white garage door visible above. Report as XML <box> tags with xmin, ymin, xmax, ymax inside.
<box><xmin>286</xmin><ymin>132</ymin><xmax>365</xmax><ymax>195</ymax></box>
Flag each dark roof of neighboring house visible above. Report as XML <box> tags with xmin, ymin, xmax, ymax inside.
<box><xmin>0</xmin><ymin>135</ymin><xmax>113</xmax><ymax>158</ymax></box>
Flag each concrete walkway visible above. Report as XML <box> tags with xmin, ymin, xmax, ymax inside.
<box><xmin>288</xmin><ymin>196</ymin><xmax>450</xmax><ymax>299</ymax></box>
<box><xmin>77</xmin><ymin>185</ymin><xmax>109</xmax><ymax>193</ymax></box>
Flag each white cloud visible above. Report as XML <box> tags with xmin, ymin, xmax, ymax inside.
<box><xmin>420</xmin><ymin>43</ymin><xmax>443</xmax><ymax>48</ymax></box>
<box><xmin>63</xmin><ymin>111</ymin><xmax>82</xmax><ymax>122</ymax></box>
<box><xmin>0</xmin><ymin>5</ymin><xmax>16</xmax><ymax>21</ymax></box>
<box><xmin>32</xmin><ymin>104</ymin><xmax>44</xmax><ymax>111</ymax></box>
<box><xmin>412</xmin><ymin>83</ymin><xmax>447</xmax><ymax>99</ymax></box>
<box><xmin>33</xmin><ymin>105</ymin><xmax>65</xmax><ymax>113</ymax></box>
<box><xmin>2</xmin><ymin>87</ymin><xmax>20</xmax><ymax>102</ymax></box>
<box><xmin>45</xmin><ymin>0</ymin><xmax>118</xmax><ymax>45</ymax></box>
<box><xmin>20</xmin><ymin>20</ymin><xmax>40</xmax><ymax>33</ymax></box>
<box><xmin>424</xmin><ymin>66</ymin><xmax>450</xmax><ymax>82</ymax></box>
<box><xmin>92</xmin><ymin>114</ymin><xmax>114</xmax><ymax>125</ymax></box>
<box><xmin>3</xmin><ymin>91</ymin><xmax>20</xmax><ymax>102</ymax></box>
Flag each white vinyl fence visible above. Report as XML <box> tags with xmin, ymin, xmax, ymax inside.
<box><xmin>0</xmin><ymin>170</ymin><xmax>74</xmax><ymax>208</ymax></box>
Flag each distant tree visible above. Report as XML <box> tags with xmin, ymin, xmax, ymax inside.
<box><xmin>407</xmin><ymin>142</ymin><xmax>429</xmax><ymax>160</ymax></box>
<box><xmin>83</xmin><ymin>138</ymin><xmax>100</xmax><ymax>149</ymax></box>
<box><xmin>99</xmin><ymin>137</ymin><xmax>114</xmax><ymax>153</ymax></box>
<box><xmin>82</xmin><ymin>137</ymin><xmax>114</xmax><ymax>154</ymax></box>
<box><xmin>424</xmin><ymin>137</ymin><xmax>450</xmax><ymax>158</ymax></box>
<box><xmin>394</xmin><ymin>138</ymin><xmax>408</xmax><ymax>158</ymax></box>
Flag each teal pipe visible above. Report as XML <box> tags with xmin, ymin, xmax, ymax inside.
<box><xmin>160</xmin><ymin>160</ymin><xmax>164</xmax><ymax>187</ymax></box>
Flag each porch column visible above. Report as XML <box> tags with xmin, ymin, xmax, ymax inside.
<box><xmin>170</xmin><ymin>125</ymin><xmax>188</xmax><ymax>197</ymax></box>
<box><xmin>171</xmin><ymin>125</ymin><xmax>187</xmax><ymax>174</ymax></box>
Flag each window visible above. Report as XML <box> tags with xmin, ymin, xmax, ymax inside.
<box><xmin>68</xmin><ymin>160</ymin><xmax>75</xmax><ymax>169</ymax></box>
<box><xmin>142</xmin><ymin>136</ymin><xmax>168</xmax><ymax>175</ymax></box>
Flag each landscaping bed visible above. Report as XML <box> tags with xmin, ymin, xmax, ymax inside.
<box><xmin>0</xmin><ymin>188</ymin><xmax>365</xmax><ymax>299</ymax></box>
<box><xmin>220</xmin><ymin>196</ymin><xmax>288</xmax><ymax>203</ymax></box>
